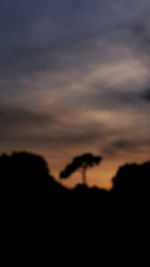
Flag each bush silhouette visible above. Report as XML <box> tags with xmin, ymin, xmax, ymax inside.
<box><xmin>60</xmin><ymin>153</ymin><xmax>102</xmax><ymax>185</ymax></box>
<box><xmin>112</xmin><ymin>161</ymin><xmax>150</xmax><ymax>197</ymax></box>
<box><xmin>0</xmin><ymin>152</ymin><xmax>50</xmax><ymax>196</ymax></box>
<box><xmin>0</xmin><ymin>151</ymin><xmax>70</xmax><ymax>200</ymax></box>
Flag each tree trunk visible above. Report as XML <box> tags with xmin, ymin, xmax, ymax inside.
<box><xmin>82</xmin><ymin>165</ymin><xmax>87</xmax><ymax>185</ymax></box>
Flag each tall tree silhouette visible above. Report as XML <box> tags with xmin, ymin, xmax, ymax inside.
<box><xmin>60</xmin><ymin>153</ymin><xmax>102</xmax><ymax>185</ymax></box>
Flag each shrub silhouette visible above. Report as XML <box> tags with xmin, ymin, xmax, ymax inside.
<box><xmin>60</xmin><ymin>153</ymin><xmax>102</xmax><ymax>185</ymax></box>
<box><xmin>112</xmin><ymin>161</ymin><xmax>150</xmax><ymax>196</ymax></box>
<box><xmin>0</xmin><ymin>151</ymin><xmax>68</xmax><ymax>196</ymax></box>
<box><xmin>0</xmin><ymin>152</ymin><xmax>50</xmax><ymax>196</ymax></box>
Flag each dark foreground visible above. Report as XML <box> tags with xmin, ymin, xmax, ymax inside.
<box><xmin>1</xmin><ymin>152</ymin><xmax>150</xmax><ymax>264</ymax></box>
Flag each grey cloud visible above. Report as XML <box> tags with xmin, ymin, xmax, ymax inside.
<box><xmin>110</xmin><ymin>140</ymin><xmax>135</xmax><ymax>151</ymax></box>
<box><xmin>0</xmin><ymin>106</ymin><xmax>58</xmax><ymax>128</ymax></box>
<box><xmin>0</xmin><ymin>0</ymin><xmax>150</xmax><ymax>177</ymax></box>
<box><xmin>0</xmin><ymin>103</ymin><xmax>116</xmax><ymax>149</ymax></box>
<box><xmin>1</xmin><ymin>11</ymin><xmax>150</xmax><ymax>90</ymax></box>
<box><xmin>1</xmin><ymin>4</ymin><xmax>150</xmax><ymax>73</ymax></box>
<box><xmin>102</xmin><ymin>139</ymin><xmax>150</xmax><ymax>158</ymax></box>
<box><xmin>75</xmin><ymin>85</ymin><xmax>149</xmax><ymax>113</ymax></box>
<box><xmin>141</xmin><ymin>88</ymin><xmax>150</xmax><ymax>102</ymax></box>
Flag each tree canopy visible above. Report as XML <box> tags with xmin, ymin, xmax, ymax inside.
<box><xmin>60</xmin><ymin>153</ymin><xmax>102</xmax><ymax>185</ymax></box>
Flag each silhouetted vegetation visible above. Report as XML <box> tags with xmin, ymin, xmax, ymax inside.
<box><xmin>0</xmin><ymin>151</ymin><xmax>67</xmax><ymax>207</ymax></box>
<box><xmin>111</xmin><ymin>161</ymin><xmax>150</xmax><ymax>198</ymax></box>
<box><xmin>1</xmin><ymin>150</ymin><xmax>149</xmax><ymax>202</ymax></box>
<box><xmin>60</xmin><ymin>153</ymin><xmax>102</xmax><ymax>185</ymax></box>
<box><xmin>1</xmin><ymin>151</ymin><xmax>150</xmax><ymax>264</ymax></box>
<box><xmin>0</xmin><ymin>152</ymin><xmax>150</xmax><ymax>197</ymax></box>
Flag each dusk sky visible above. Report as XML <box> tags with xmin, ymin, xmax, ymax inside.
<box><xmin>0</xmin><ymin>0</ymin><xmax>150</xmax><ymax>188</ymax></box>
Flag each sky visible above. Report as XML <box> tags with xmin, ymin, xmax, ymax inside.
<box><xmin>0</xmin><ymin>0</ymin><xmax>150</xmax><ymax>188</ymax></box>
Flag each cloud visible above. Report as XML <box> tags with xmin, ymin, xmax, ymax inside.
<box><xmin>0</xmin><ymin>105</ymin><xmax>58</xmax><ymax>127</ymax></box>
<box><xmin>102</xmin><ymin>139</ymin><xmax>150</xmax><ymax>158</ymax></box>
<box><xmin>0</xmin><ymin>102</ymin><xmax>111</xmax><ymax>146</ymax></box>
<box><xmin>141</xmin><ymin>88</ymin><xmax>150</xmax><ymax>102</ymax></box>
<box><xmin>0</xmin><ymin>0</ymin><xmax>150</xmax><ymax>186</ymax></box>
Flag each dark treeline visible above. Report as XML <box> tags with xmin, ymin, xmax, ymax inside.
<box><xmin>0</xmin><ymin>151</ymin><xmax>150</xmax><ymax>201</ymax></box>
<box><xmin>1</xmin><ymin>151</ymin><xmax>149</xmax><ymax>264</ymax></box>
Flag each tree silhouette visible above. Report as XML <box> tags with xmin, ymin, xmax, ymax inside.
<box><xmin>0</xmin><ymin>151</ymin><xmax>68</xmax><ymax>197</ymax></box>
<box><xmin>111</xmin><ymin>161</ymin><xmax>150</xmax><ymax>196</ymax></box>
<box><xmin>60</xmin><ymin>153</ymin><xmax>102</xmax><ymax>185</ymax></box>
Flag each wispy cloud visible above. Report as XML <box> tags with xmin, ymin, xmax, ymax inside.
<box><xmin>0</xmin><ymin>0</ymin><xmax>150</xmax><ymax>187</ymax></box>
